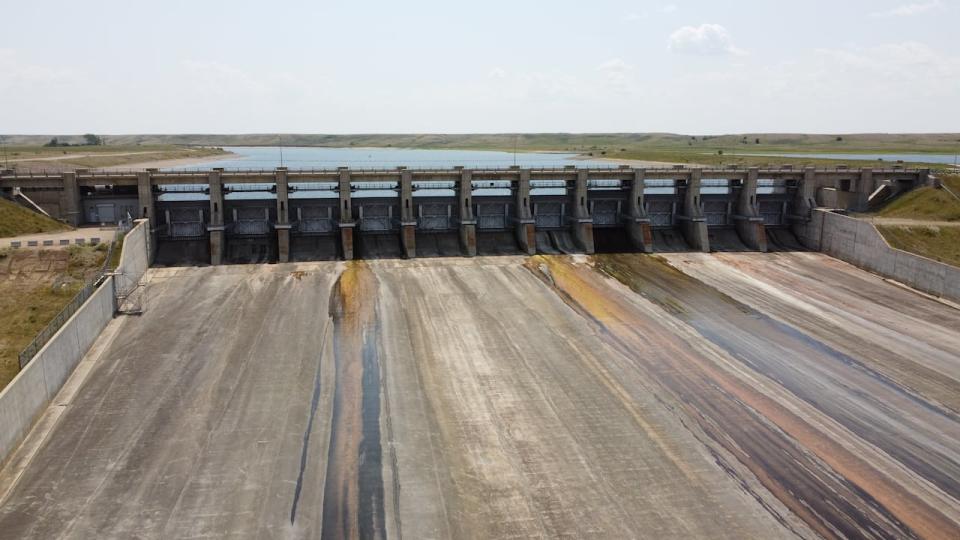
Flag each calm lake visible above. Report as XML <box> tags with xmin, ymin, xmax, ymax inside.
<box><xmin>177</xmin><ymin>146</ymin><xmax>612</xmax><ymax>170</ymax></box>
<box><xmin>162</xmin><ymin>147</ymin><xmax>613</xmax><ymax>200</ymax></box>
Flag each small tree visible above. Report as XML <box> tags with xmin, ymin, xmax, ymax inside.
<box><xmin>44</xmin><ymin>137</ymin><xmax>59</xmax><ymax>147</ymax></box>
<box><xmin>82</xmin><ymin>133</ymin><xmax>103</xmax><ymax>146</ymax></box>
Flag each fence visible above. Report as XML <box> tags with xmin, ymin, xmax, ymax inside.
<box><xmin>16</xmin><ymin>221</ymin><xmax>131</xmax><ymax>369</ymax></box>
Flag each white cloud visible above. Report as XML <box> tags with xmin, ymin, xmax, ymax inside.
<box><xmin>488</xmin><ymin>67</ymin><xmax>507</xmax><ymax>79</ymax></box>
<box><xmin>597</xmin><ymin>58</ymin><xmax>632</xmax><ymax>83</ymax></box>
<box><xmin>0</xmin><ymin>48</ymin><xmax>77</xmax><ymax>91</ymax></box>
<box><xmin>624</xmin><ymin>12</ymin><xmax>645</xmax><ymax>21</ymax></box>
<box><xmin>668</xmin><ymin>24</ymin><xmax>746</xmax><ymax>56</ymax></box>
<box><xmin>871</xmin><ymin>0</ymin><xmax>942</xmax><ymax>17</ymax></box>
<box><xmin>661</xmin><ymin>4</ymin><xmax>679</xmax><ymax>13</ymax></box>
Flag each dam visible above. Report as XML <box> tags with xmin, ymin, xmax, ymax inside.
<box><xmin>0</xmin><ymin>166</ymin><xmax>958</xmax><ymax>539</ymax></box>
<box><xmin>0</xmin><ymin>165</ymin><xmax>930</xmax><ymax>262</ymax></box>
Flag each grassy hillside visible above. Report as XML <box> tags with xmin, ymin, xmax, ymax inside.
<box><xmin>871</xmin><ymin>175</ymin><xmax>960</xmax><ymax>222</ymax></box>
<box><xmin>0</xmin><ymin>245</ymin><xmax>107</xmax><ymax>389</ymax></box>
<box><xmin>877</xmin><ymin>226</ymin><xmax>960</xmax><ymax>267</ymax></box>
<box><xmin>0</xmin><ymin>197</ymin><xmax>70</xmax><ymax>238</ymax></box>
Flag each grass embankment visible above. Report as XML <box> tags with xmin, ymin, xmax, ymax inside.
<box><xmin>877</xmin><ymin>226</ymin><xmax>960</xmax><ymax>267</ymax></box>
<box><xmin>3</xmin><ymin>144</ymin><xmax>227</xmax><ymax>170</ymax></box>
<box><xmin>868</xmin><ymin>175</ymin><xmax>960</xmax><ymax>268</ymax></box>
<box><xmin>0</xmin><ymin>245</ymin><xmax>108</xmax><ymax>390</ymax></box>
<box><xmin>0</xmin><ymin>197</ymin><xmax>70</xmax><ymax>238</ymax></box>
<box><xmin>870</xmin><ymin>176</ymin><xmax>960</xmax><ymax>222</ymax></box>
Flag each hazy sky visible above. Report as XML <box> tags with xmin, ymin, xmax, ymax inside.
<box><xmin>1</xmin><ymin>0</ymin><xmax>957</xmax><ymax>134</ymax></box>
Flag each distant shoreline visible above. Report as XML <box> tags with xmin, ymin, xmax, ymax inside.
<box><xmin>101</xmin><ymin>150</ymin><xmax>238</xmax><ymax>171</ymax></box>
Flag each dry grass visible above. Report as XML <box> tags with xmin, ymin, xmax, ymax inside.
<box><xmin>877</xmin><ymin>225</ymin><xmax>960</xmax><ymax>268</ymax></box>
<box><xmin>870</xmin><ymin>175</ymin><xmax>960</xmax><ymax>222</ymax></box>
<box><xmin>0</xmin><ymin>245</ymin><xmax>107</xmax><ymax>390</ymax></box>
<box><xmin>4</xmin><ymin>145</ymin><xmax>227</xmax><ymax>171</ymax></box>
<box><xmin>0</xmin><ymin>197</ymin><xmax>71</xmax><ymax>238</ymax></box>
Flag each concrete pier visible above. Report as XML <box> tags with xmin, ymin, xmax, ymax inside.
<box><xmin>515</xmin><ymin>169</ymin><xmax>536</xmax><ymax>255</ymax></box>
<box><xmin>458</xmin><ymin>168</ymin><xmax>477</xmax><ymax>256</ymax></box>
<box><xmin>734</xmin><ymin>168</ymin><xmax>768</xmax><ymax>252</ymax></box>
<box><xmin>399</xmin><ymin>169</ymin><xmax>417</xmax><ymax>258</ymax></box>
<box><xmin>681</xmin><ymin>169</ymin><xmax>710</xmax><ymax>252</ymax></box>
<box><xmin>338</xmin><ymin>167</ymin><xmax>355</xmax><ymax>260</ymax></box>
<box><xmin>571</xmin><ymin>170</ymin><xmax>595</xmax><ymax>254</ymax></box>
<box><xmin>854</xmin><ymin>168</ymin><xmax>874</xmax><ymax>212</ymax></box>
<box><xmin>207</xmin><ymin>169</ymin><xmax>225</xmax><ymax>265</ymax></box>
<box><xmin>275</xmin><ymin>167</ymin><xmax>291</xmax><ymax>263</ymax></box>
<box><xmin>60</xmin><ymin>171</ymin><xmax>82</xmax><ymax>227</ymax></box>
<box><xmin>624</xmin><ymin>168</ymin><xmax>653</xmax><ymax>253</ymax></box>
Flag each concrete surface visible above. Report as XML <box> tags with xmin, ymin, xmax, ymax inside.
<box><xmin>0</xmin><ymin>276</ymin><xmax>115</xmax><ymax>471</ymax></box>
<box><xmin>114</xmin><ymin>221</ymin><xmax>150</xmax><ymax>308</ymax></box>
<box><xmin>0</xmin><ymin>255</ymin><xmax>958</xmax><ymax>539</ymax></box>
<box><xmin>800</xmin><ymin>209</ymin><xmax>960</xmax><ymax>302</ymax></box>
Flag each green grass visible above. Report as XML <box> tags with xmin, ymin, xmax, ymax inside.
<box><xmin>869</xmin><ymin>175</ymin><xmax>960</xmax><ymax>222</ymax></box>
<box><xmin>0</xmin><ymin>197</ymin><xmax>71</xmax><ymax>238</ymax></box>
<box><xmin>0</xmin><ymin>246</ymin><xmax>107</xmax><ymax>389</ymax></box>
<box><xmin>877</xmin><ymin>225</ymin><xmax>960</xmax><ymax>267</ymax></box>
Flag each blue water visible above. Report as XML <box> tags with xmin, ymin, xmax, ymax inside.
<box><xmin>161</xmin><ymin>146</ymin><xmax>613</xmax><ymax>201</ymax></box>
<box><xmin>174</xmin><ymin>146</ymin><xmax>612</xmax><ymax>170</ymax></box>
<box><xmin>734</xmin><ymin>152</ymin><xmax>959</xmax><ymax>165</ymax></box>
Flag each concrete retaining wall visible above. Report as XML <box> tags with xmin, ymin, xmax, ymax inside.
<box><xmin>0</xmin><ymin>276</ymin><xmax>115</xmax><ymax>467</ymax></box>
<box><xmin>801</xmin><ymin>209</ymin><xmax>960</xmax><ymax>302</ymax></box>
<box><xmin>116</xmin><ymin>220</ymin><xmax>150</xmax><ymax>298</ymax></box>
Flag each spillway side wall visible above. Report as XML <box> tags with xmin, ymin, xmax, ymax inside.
<box><xmin>0</xmin><ymin>276</ymin><xmax>116</xmax><ymax>469</ymax></box>
<box><xmin>116</xmin><ymin>220</ymin><xmax>149</xmax><ymax>298</ymax></box>
<box><xmin>804</xmin><ymin>209</ymin><xmax>960</xmax><ymax>302</ymax></box>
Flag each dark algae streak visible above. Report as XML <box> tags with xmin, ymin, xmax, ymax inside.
<box><xmin>322</xmin><ymin>262</ymin><xmax>387</xmax><ymax>539</ymax></box>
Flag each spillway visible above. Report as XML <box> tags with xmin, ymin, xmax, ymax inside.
<box><xmin>0</xmin><ymin>253</ymin><xmax>958</xmax><ymax>539</ymax></box>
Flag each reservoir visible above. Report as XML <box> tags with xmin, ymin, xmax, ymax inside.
<box><xmin>162</xmin><ymin>146</ymin><xmax>613</xmax><ymax>201</ymax></box>
<box><xmin>178</xmin><ymin>146</ymin><xmax>611</xmax><ymax>170</ymax></box>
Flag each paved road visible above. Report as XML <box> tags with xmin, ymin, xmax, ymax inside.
<box><xmin>0</xmin><ymin>254</ymin><xmax>957</xmax><ymax>539</ymax></box>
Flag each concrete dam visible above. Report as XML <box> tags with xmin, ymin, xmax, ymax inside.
<box><xmin>1</xmin><ymin>166</ymin><xmax>959</xmax><ymax>539</ymax></box>
<box><xmin>0</xmin><ymin>165</ymin><xmax>931</xmax><ymax>262</ymax></box>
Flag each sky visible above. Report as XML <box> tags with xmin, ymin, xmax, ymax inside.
<box><xmin>1</xmin><ymin>0</ymin><xmax>958</xmax><ymax>135</ymax></box>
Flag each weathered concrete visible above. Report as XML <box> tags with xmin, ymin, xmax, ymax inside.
<box><xmin>0</xmin><ymin>276</ymin><xmax>115</xmax><ymax>471</ymax></box>
<box><xmin>115</xmin><ymin>220</ymin><xmax>151</xmax><ymax>312</ymax></box>
<box><xmin>624</xmin><ymin>169</ymin><xmax>653</xmax><ymax>252</ymax></box>
<box><xmin>338</xmin><ymin>168</ymin><xmax>355</xmax><ymax>260</ymax></box>
<box><xmin>399</xmin><ymin>169</ymin><xmax>417</xmax><ymax>258</ymax></box>
<box><xmin>208</xmin><ymin>169</ymin><xmax>225</xmax><ymax>265</ymax></box>
<box><xmin>59</xmin><ymin>171</ymin><xmax>82</xmax><ymax>227</ymax></box>
<box><xmin>514</xmin><ymin>169</ymin><xmax>536</xmax><ymax>255</ymax></box>
<box><xmin>275</xmin><ymin>167</ymin><xmax>291</xmax><ymax>263</ymax></box>
<box><xmin>2</xmin><ymin>255</ymin><xmax>959</xmax><ymax>538</ymax></box>
<box><xmin>458</xmin><ymin>168</ymin><xmax>477</xmax><ymax>256</ymax></box>
<box><xmin>805</xmin><ymin>209</ymin><xmax>960</xmax><ymax>302</ymax></box>
<box><xmin>734</xmin><ymin>167</ymin><xmax>768</xmax><ymax>251</ymax></box>
<box><xmin>571</xmin><ymin>170</ymin><xmax>595</xmax><ymax>253</ymax></box>
<box><xmin>680</xmin><ymin>169</ymin><xmax>710</xmax><ymax>252</ymax></box>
